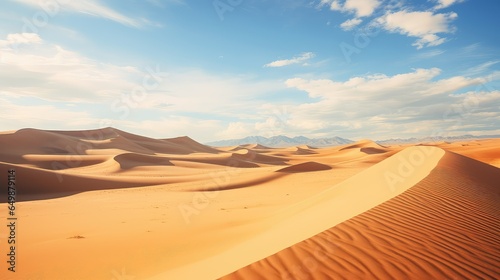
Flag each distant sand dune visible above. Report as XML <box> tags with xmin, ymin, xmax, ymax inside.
<box><xmin>277</xmin><ymin>162</ymin><xmax>332</xmax><ymax>173</ymax></box>
<box><xmin>113</xmin><ymin>153</ymin><xmax>174</xmax><ymax>169</ymax></box>
<box><xmin>0</xmin><ymin>128</ymin><xmax>83</xmax><ymax>156</ymax></box>
<box><xmin>292</xmin><ymin>147</ymin><xmax>318</xmax><ymax>155</ymax></box>
<box><xmin>433</xmin><ymin>139</ymin><xmax>500</xmax><ymax>168</ymax></box>
<box><xmin>339</xmin><ymin>139</ymin><xmax>387</xmax><ymax>151</ymax></box>
<box><xmin>297</xmin><ymin>144</ymin><xmax>318</xmax><ymax>150</ymax></box>
<box><xmin>240</xmin><ymin>143</ymin><xmax>272</xmax><ymax>150</ymax></box>
<box><xmin>231</xmin><ymin>149</ymin><xmax>289</xmax><ymax>166</ymax></box>
<box><xmin>160</xmin><ymin>136</ymin><xmax>222</xmax><ymax>154</ymax></box>
<box><xmin>359</xmin><ymin>147</ymin><xmax>387</xmax><ymax>154</ymax></box>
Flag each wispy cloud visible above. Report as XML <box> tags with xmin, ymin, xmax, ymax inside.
<box><xmin>464</xmin><ymin>61</ymin><xmax>500</xmax><ymax>76</ymax></box>
<box><xmin>147</xmin><ymin>0</ymin><xmax>186</xmax><ymax>8</ymax></box>
<box><xmin>413</xmin><ymin>49</ymin><xmax>446</xmax><ymax>60</ymax></box>
<box><xmin>322</xmin><ymin>0</ymin><xmax>381</xmax><ymax>17</ymax></box>
<box><xmin>376</xmin><ymin>10</ymin><xmax>458</xmax><ymax>49</ymax></box>
<box><xmin>434</xmin><ymin>0</ymin><xmax>464</xmax><ymax>10</ymax></box>
<box><xmin>462</xmin><ymin>43</ymin><xmax>480</xmax><ymax>53</ymax></box>
<box><xmin>13</xmin><ymin>0</ymin><xmax>143</xmax><ymax>27</ymax></box>
<box><xmin>340</xmin><ymin>18</ymin><xmax>362</xmax><ymax>30</ymax></box>
<box><xmin>264</xmin><ymin>52</ymin><xmax>315</xmax><ymax>68</ymax></box>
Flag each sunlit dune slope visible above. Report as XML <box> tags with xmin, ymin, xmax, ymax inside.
<box><xmin>221</xmin><ymin>150</ymin><xmax>500</xmax><ymax>280</ymax></box>
<box><xmin>150</xmin><ymin>146</ymin><xmax>445</xmax><ymax>279</ymax></box>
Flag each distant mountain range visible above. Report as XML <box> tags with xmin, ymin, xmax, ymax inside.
<box><xmin>205</xmin><ymin>134</ymin><xmax>500</xmax><ymax>148</ymax></box>
<box><xmin>206</xmin><ymin>135</ymin><xmax>353</xmax><ymax>148</ymax></box>
<box><xmin>376</xmin><ymin>134</ymin><xmax>500</xmax><ymax>145</ymax></box>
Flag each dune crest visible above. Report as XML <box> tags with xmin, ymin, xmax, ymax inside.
<box><xmin>277</xmin><ymin>161</ymin><xmax>331</xmax><ymax>173</ymax></box>
<box><xmin>149</xmin><ymin>146</ymin><xmax>445</xmax><ymax>280</ymax></box>
<box><xmin>222</xmin><ymin>150</ymin><xmax>500</xmax><ymax>279</ymax></box>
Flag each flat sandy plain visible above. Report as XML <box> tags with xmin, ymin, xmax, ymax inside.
<box><xmin>0</xmin><ymin>128</ymin><xmax>498</xmax><ymax>280</ymax></box>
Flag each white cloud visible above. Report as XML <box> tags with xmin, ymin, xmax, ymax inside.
<box><xmin>0</xmin><ymin>33</ymin><xmax>42</xmax><ymax>47</ymax></box>
<box><xmin>329</xmin><ymin>0</ymin><xmax>381</xmax><ymax>17</ymax></box>
<box><xmin>340</xmin><ymin>18</ymin><xmax>362</xmax><ymax>30</ymax></box>
<box><xmin>414</xmin><ymin>34</ymin><xmax>447</xmax><ymax>49</ymax></box>
<box><xmin>142</xmin><ymin>70</ymin><xmax>284</xmax><ymax>115</ymax></box>
<box><xmin>434</xmin><ymin>0</ymin><xmax>463</xmax><ymax>10</ymax></box>
<box><xmin>286</xmin><ymin>68</ymin><xmax>487</xmax><ymax>99</ymax></box>
<box><xmin>376</xmin><ymin>10</ymin><xmax>458</xmax><ymax>49</ymax></box>
<box><xmin>218</xmin><ymin>122</ymin><xmax>254</xmax><ymax>140</ymax></box>
<box><xmin>13</xmin><ymin>0</ymin><xmax>142</xmax><ymax>27</ymax></box>
<box><xmin>281</xmin><ymin>68</ymin><xmax>500</xmax><ymax>139</ymax></box>
<box><xmin>320</xmin><ymin>0</ymin><xmax>464</xmax><ymax>49</ymax></box>
<box><xmin>0</xmin><ymin>33</ymin><xmax>288</xmax><ymax>141</ymax></box>
<box><xmin>0</xmin><ymin>32</ymin><xmax>284</xmax><ymax>116</ymax></box>
<box><xmin>264</xmin><ymin>52</ymin><xmax>315</xmax><ymax>68</ymax></box>
<box><xmin>0</xmin><ymin>33</ymin><xmax>140</xmax><ymax>102</ymax></box>
<box><xmin>318</xmin><ymin>0</ymin><xmax>331</xmax><ymax>7</ymax></box>
<box><xmin>0</xmin><ymin>97</ymin><xmax>96</xmax><ymax>129</ymax></box>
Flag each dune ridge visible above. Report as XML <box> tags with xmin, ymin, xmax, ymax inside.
<box><xmin>277</xmin><ymin>161</ymin><xmax>332</xmax><ymax>173</ymax></box>
<box><xmin>148</xmin><ymin>146</ymin><xmax>445</xmax><ymax>280</ymax></box>
<box><xmin>221</xmin><ymin>150</ymin><xmax>500</xmax><ymax>279</ymax></box>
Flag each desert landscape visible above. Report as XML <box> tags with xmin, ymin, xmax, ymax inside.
<box><xmin>0</xmin><ymin>127</ymin><xmax>498</xmax><ymax>280</ymax></box>
<box><xmin>2</xmin><ymin>0</ymin><xmax>499</xmax><ymax>279</ymax></box>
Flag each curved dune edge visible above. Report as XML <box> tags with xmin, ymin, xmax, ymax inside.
<box><xmin>222</xmin><ymin>150</ymin><xmax>500</xmax><ymax>279</ymax></box>
<box><xmin>276</xmin><ymin>161</ymin><xmax>332</xmax><ymax>173</ymax></box>
<box><xmin>148</xmin><ymin>146</ymin><xmax>445</xmax><ymax>280</ymax></box>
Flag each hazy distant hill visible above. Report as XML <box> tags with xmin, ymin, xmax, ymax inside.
<box><xmin>206</xmin><ymin>134</ymin><xmax>500</xmax><ymax>148</ymax></box>
<box><xmin>376</xmin><ymin>134</ymin><xmax>500</xmax><ymax>145</ymax></box>
<box><xmin>206</xmin><ymin>135</ymin><xmax>353</xmax><ymax>148</ymax></box>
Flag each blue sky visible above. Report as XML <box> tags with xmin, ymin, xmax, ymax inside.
<box><xmin>0</xmin><ymin>0</ymin><xmax>499</xmax><ymax>142</ymax></box>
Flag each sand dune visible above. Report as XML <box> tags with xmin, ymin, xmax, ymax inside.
<box><xmin>231</xmin><ymin>149</ymin><xmax>289</xmax><ymax>166</ymax></box>
<box><xmin>337</xmin><ymin>140</ymin><xmax>389</xmax><ymax>154</ymax></box>
<box><xmin>297</xmin><ymin>144</ymin><xmax>318</xmax><ymax>150</ymax></box>
<box><xmin>222</xmin><ymin>150</ymin><xmax>500</xmax><ymax>279</ymax></box>
<box><xmin>19</xmin><ymin>154</ymin><xmax>108</xmax><ymax>170</ymax></box>
<box><xmin>339</xmin><ymin>139</ymin><xmax>387</xmax><ymax>150</ymax></box>
<box><xmin>161</xmin><ymin>136</ymin><xmax>222</xmax><ymax>154</ymax></box>
<box><xmin>113</xmin><ymin>153</ymin><xmax>174</xmax><ymax>169</ymax></box>
<box><xmin>0</xmin><ymin>161</ymin><xmax>161</xmax><ymax>196</ymax></box>
<box><xmin>241</xmin><ymin>143</ymin><xmax>272</xmax><ymax>150</ymax></box>
<box><xmin>0</xmin><ymin>128</ymin><xmax>85</xmax><ymax>158</ymax></box>
<box><xmin>0</xmin><ymin>129</ymin><xmax>498</xmax><ymax>280</ymax></box>
<box><xmin>277</xmin><ymin>161</ymin><xmax>332</xmax><ymax>173</ymax></box>
<box><xmin>290</xmin><ymin>146</ymin><xmax>318</xmax><ymax>155</ymax></box>
<box><xmin>430</xmin><ymin>139</ymin><xmax>500</xmax><ymax>167</ymax></box>
<box><xmin>150</xmin><ymin>146</ymin><xmax>445</xmax><ymax>279</ymax></box>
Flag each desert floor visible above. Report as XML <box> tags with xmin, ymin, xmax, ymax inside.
<box><xmin>0</xmin><ymin>128</ymin><xmax>498</xmax><ymax>280</ymax></box>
